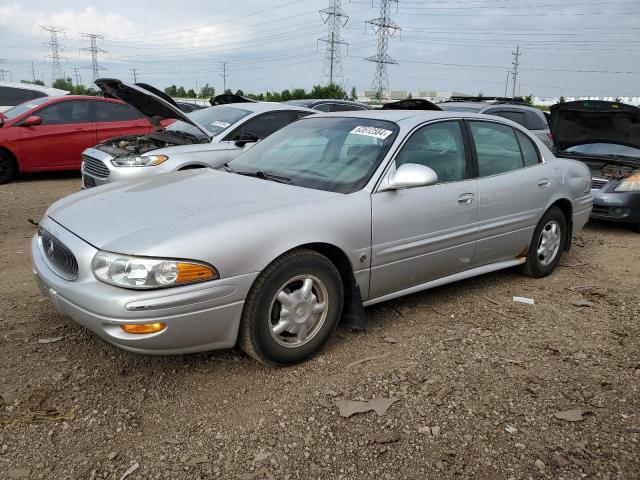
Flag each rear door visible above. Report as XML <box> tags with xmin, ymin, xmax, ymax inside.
<box><xmin>95</xmin><ymin>100</ymin><xmax>153</xmax><ymax>143</ymax></box>
<box><xmin>468</xmin><ymin>120</ymin><xmax>554</xmax><ymax>266</ymax></box>
<box><xmin>370</xmin><ymin>120</ymin><xmax>479</xmax><ymax>298</ymax></box>
<box><xmin>19</xmin><ymin>99</ymin><xmax>96</xmax><ymax>169</ymax></box>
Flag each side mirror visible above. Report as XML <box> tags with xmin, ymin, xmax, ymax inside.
<box><xmin>382</xmin><ymin>163</ymin><xmax>438</xmax><ymax>191</ymax></box>
<box><xmin>21</xmin><ymin>116</ymin><xmax>42</xmax><ymax>127</ymax></box>
<box><xmin>234</xmin><ymin>132</ymin><xmax>259</xmax><ymax>147</ymax></box>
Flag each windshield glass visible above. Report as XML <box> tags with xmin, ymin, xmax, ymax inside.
<box><xmin>2</xmin><ymin>97</ymin><xmax>51</xmax><ymax>120</ymax></box>
<box><xmin>440</xmin><ymin>104</ymin><xmax>483</xmax><ymax>113</ymax></box>
<box><xmin>228</xmin><ymin>117</ymin><xmax>399</xmax><ymax>193</ymax></box>
<box><xmin>166</xmin><ymin>106</ymin><xmax>251</xmax><ymax>138</ymax></box>
<box><xmin>566</xmin><ymin>143</ymin><xmax>640</xmax><ymax>159</ymax></box>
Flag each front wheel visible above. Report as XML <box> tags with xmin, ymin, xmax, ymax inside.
<box><xmin>0</xmin><ymin>151</ymin><xmax>16</xmax><ymax>185</ymax></box>
<box><xmin>520</xmin><ymin>206</ymin><xmax>567</xmax><ymax>278</ymax></box>
<box><xmin>238</xmin><ymin>249</ymin><xmax>344</xmax><ymax>366</ymax></box>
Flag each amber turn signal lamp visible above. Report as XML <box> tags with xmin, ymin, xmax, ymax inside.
<box><xmin>121</xmin><ymin>323</ymin><xmax>166</xmax><ymax>334</ymax></box>
<box><xmin>176</xmin><ymin>263</ymin><xmax>216</xmax><ymax>284</ymax></box>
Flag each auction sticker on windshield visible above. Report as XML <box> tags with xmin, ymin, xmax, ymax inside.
<box><xmin>211</xmin><ymin>121</ymin><xmax>231</xmax><ymax>129</ymax></box>
<box><xmin>351</xmin><ymin>125</ymin><xmax>393</xmax><ymax>140</ymax></box>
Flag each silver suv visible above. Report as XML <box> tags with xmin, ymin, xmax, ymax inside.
<box><xmin>440</xmin><ymin>97</ymin><xmax>552</xmax><ymax>146</ymax></box>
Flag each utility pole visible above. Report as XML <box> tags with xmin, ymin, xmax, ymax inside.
<box><xmin>40</xmin><ymin>25</ymin><xmax>66</xmax><ymax>85</ymax></box>
<box><xmin>504</xmin><ymin>71</ymin><xmax>510</xmax><ymax>98</ymax></box>
<box><xmin>73</xmin><ymin>67</ymin><xmax>82</xmax><ymax>86</ymax></box>
<box><xmin>319</xmin><ymin>0</ymin><xmax>349</xmax><ymax>87</ymax></box>
<box><xmin>31</xmin><ymin>62</ymin><xmax>37</xmax><ymax>83</ymax></box>
<box><xmin>220</xmin><ymin>61</ymin><xmax>228</xmax><ymax>92</ymax></box>
<box><xmin>131</xmin><ymin>67</ymin><xmax>139</xmax><ymax>83</ymax></box>
<box><xmin>365</xmin><ymin>0</ymin><xmax>400</xmax><ymax>100</ymax></box>
<box><xmin>511</xmin><ymin>45</ymin><xmax>521</xmax><ymax>98</ymax></box>
<box><xmin>0</xmin><ymin>59</ymin><xmax>8</xmax><ymax>82</ymax></box>
<box><xmin>80</xmin><ymin>33</ymin><xmax>106</xmax><ymax>83</ymax></box>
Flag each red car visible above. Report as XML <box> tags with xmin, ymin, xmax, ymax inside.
<box><xmin>0</xmin><ymin>95</ymin><xmax>159</xmax><ymax>183</ymax></box>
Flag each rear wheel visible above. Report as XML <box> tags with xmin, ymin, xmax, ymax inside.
<box><xmin>520</xmin><ymin>206</ymin><xmax>567</xmax><ymax>278</ymax></box>
<box><xmin>238</xmin><ymin>249</ymin><xmax>344</xmax><ymax>366</ymax></box>
<box><xmin>0</xmin><ymin>151</ymin><xmax>16</xmax><ymax>184</ymax></box>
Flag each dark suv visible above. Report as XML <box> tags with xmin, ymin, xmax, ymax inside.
<box><xmin>283</xmin><ymin>99</ymin><xmax>370</xmax><ymax>112</ymax></box>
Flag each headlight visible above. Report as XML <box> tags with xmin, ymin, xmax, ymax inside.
<box><xmin>614</xmin><ymin>173</ymin><xmax>640</xmax><ymax>192</ymax></box>
<box><xmin>111</xmin><ymin>155</ymin><xmax>168</xmax><ymax>167</ymax></box>
<box><xmin>92</xmin><ymin>252</ymin><xmax>217</xmax><ymax>289</ymax></box>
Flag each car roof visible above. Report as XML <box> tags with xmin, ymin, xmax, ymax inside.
<box><xmin>222</xmin><ymin>102</ymin><xmax>316</xmax><ymax>113</ymax></box>
<box><xmin>0</xmin><ymin>81</ymin><xmax>69</xmax><ymax>96</ymax></box>
<box><xmin>441</xmin><ymin>101</ymin><xmax>540</xmax><ymax>112</ymax></box>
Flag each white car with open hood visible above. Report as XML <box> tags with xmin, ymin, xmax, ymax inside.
<box><xmin>80</xmin><ymin>79</ymin><xmax>316</xmax><ymax>188</ymax></box>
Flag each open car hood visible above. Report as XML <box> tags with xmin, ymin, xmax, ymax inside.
<box><xmin>95</xmin><ymin>78</ymin><xmax>211</xmax><ymax>138</ymax></box>
<box><xmin>550</xmin><ymin>100</ymin><xmax>640</xmax><ymax>152</ymax></box>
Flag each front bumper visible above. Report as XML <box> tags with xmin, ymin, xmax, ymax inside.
<box><xmin>31</xmin><ymin>217</ymin><xmax>258</xmax><ymax>354</ymax></box>
<box><xmin>81</xmin><ymin>148</ymin><xmax>170</xmax><ymax>189</ymax></box>
<box><xmin>591</xmin><ymin>186</ymin><xmax>640</xmax><ymax>225</ymax></box>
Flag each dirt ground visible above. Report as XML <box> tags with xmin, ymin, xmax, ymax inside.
<box><xmin>1</xmin><ymin>172</ymin><xmax>639</xmax><ymax>480</ymax></box>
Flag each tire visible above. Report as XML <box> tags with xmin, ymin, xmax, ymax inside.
<box><xmin>520</xmin><ymin>206</ymin><xmax>567</xmax><ymax>278</ymax></box>
<box><xmin>239</xmin><ymin>248</ymin><xmax>344</xmax><ymax>366</ymax></box>
<box><xmin>0</xmin><ymin>151</ymin><xmax>17</xmax><ymax>185</ymax></box>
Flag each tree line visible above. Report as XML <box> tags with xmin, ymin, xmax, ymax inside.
<box><xmin>164</xmin><ymin>83</ymin><xmax>358</xmax><ymax>102</ymax></box>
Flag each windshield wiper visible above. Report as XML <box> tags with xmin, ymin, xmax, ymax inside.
<box><xmin>235</xmin><ymin>170</ymin><xmax>291</xmax><ymax>184</ymax></box>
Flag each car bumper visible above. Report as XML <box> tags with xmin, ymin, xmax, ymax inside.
<box><xmin>31</xmin><ymin>217</ymin><xmax>258</xmax><ymax>355</ymax></box>
<box><xmin>591</xmin><ymin>189</ymin><xmax>640</xmax><ymax>225</ymax></box>
<box><xmin>81</xmin><ymin>148</ymin><xmax>169</xmax><ymax>189</ymax></box>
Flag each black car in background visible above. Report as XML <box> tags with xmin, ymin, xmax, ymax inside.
<box><xmin>550</xmin><ymin>100</ymin><xmax>640</xmax><ymax>231</ymax></box>
<box><xmin>283</xmin><ymin>99</ymin><xmax>370</xmax><ymax>112</ymax></box>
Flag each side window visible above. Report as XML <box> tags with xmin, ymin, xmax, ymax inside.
<box><xmin>37</xmin><ymin>100</ymin><xmax>93</xmax><ymax>125</ymax></box>
<box><xmin>314</xmin><ymin>104</ymin><xmax>331</xmax><ymax>112</ymax></box>
<box><xmin>332</xmin><ymin>104</ymin><xmax>356</xmax><ymax>112</ymax></box>
<box><xmin>469</xmin><ymin>121</ymin><xmax>524</xmax><ymax>177</ymax></box>
<box><xmin>489</xmin><ymin>109</ymin><xmax>527</xmax><ymax>128</ymax></box>
<box><xmin>524</xmin><ymin>110</ymin><xmax>548</xmax><ymax>130</ymax></box>
<box><xmin>395</xmin><ymin>121</ymin><xmax>468</xmax><ymax>183</ymax></box>
<box><xmin>515</xmin><ymin>130</ymin><xmax>541</xmax><ymax>166</ymax></box>
<box><xmin>294</xmin><ymin>110</ymin><xmax>314</xmax><ymax>120</ymax></box>
<box><xmin>236</xmin><ymin>111</ymin><xmax>291</xmax><ymax>139</ymax></box>
<box><xmin>96</xmin><ymin>102</ymin><xmax>142</xmax><ymax>122</ymax></box>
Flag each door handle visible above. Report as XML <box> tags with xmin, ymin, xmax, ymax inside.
<box><xmin>537</xmin><ymin>179</ymin><xmax>551</xmax><ymax>189</ymax></box>
<box><xmin>457</xmin><ymin>193</ymin><xmax>474</xmax><ymax>206</ymax></box>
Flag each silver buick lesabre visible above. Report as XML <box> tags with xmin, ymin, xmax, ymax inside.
<box><xmin>32</xmin><ymin>110</ymin><xmax>593</xmax><ymax>365</ymax></box>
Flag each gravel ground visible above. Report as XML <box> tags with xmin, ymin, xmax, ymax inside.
<box><xmin>1</xmin><ymin>173</ymin><xmax>639</xmax><ymax>480</ymax></box>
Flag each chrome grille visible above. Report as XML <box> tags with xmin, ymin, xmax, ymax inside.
<box><xmin>39</xmin><ymin>226</ymin><xmax>78</xmax><ymax>281</ymax></box>
<box><xmin>591</xmin><ymin>178</ymin><xmax>608</xmax><ymax>190</ymax></box>
<box><xmin>82</xmin><ymin>155</ymin><xmax>110</xmax><ymax>178</ymax></box>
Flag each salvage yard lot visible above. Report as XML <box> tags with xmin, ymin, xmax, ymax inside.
<box><xmin>1</xmin><ymin>174</ymin><xmax>639</xmax><ymax>479</ymax></box>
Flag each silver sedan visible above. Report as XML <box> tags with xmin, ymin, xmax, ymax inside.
<box><xmin>32</xmin><ymin>110</ymin><xmax>593</xmax><ymax>366</ymax></box>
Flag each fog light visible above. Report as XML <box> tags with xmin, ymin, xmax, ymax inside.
<box><xmin>121</xmin><ymin>323</ymin><xmax>166</xmax><ymax>334</ymax></box>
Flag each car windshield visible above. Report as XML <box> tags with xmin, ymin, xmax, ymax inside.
<box><xmin>228</xmin><ymin>117</ymin><xmax>399</xmax><ymax>194</ymax></box>
<box><xmin>2</xmin><ymin>97</ymin><xmax>51</xmax><ymax>120</ymax></box>
<box><xmin>166</xmin><ymin>106</ymin><xmax>251</xmax><ymax>138</ymax></box>
<box><xmin>440</xmin><ymin>104</ymin><xmax>483</xmax><ymax>113</ymax></box>
<box><xmin>566</xmin><ymin>143</ymin><xmax>640</xmax><ymax>159</ymax></box>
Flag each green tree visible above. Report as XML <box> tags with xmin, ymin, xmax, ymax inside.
<box><xmin>187</xmin><ymin>88</ymin><xmax>196</xmax><ymax>98</ymax></box>
<box><xmin>176</xmin><ymin>86</ymin><xmax>187</xmax><ymax>97</ymax></box>
<box><xmin>558</xmin><ymin>96</ymin><xmax>566</xmax><ymax>104</ymax></box>
<box><xmin>199</xmin><ymin>84</ymin><xmax>215</xmax><ymax>98</ymax></box>
<box><xmin>256</xmin><ymin>93</ymin><xmax>265</xmax><ymax>101</ymax></box>
<box><xmin>246</xmin><ymin>93</ymin><xmax>258</xmax><ymax>100</ymax></box>
<box><xmin>164</xmin><ymin>85</ymin><xmax>178</xmax><ymax>97</ymax></box>
<box><xmin>21</xmin><ymin>79</ymin><xmax>45</xmax><ymax>86</ymax></box>
<box><xmin>310</xmin><ymin>83</ymin><xmax>346</xmax><ymax>100</ymax></box>
<box><xmin>406</xmin><ymin>92</ymin><xmax>413</xmax><ymax>99</ymax></box>
<box><xmin>52</xmin><ymin>77</ymin><xmax>74</xmax><ymax>91</ymax></box>
<box><xmin>235</xmin><ymin>89</ymin><xmax>245</xmax><ymax>97</ymax></box>
<box><xmin>291</xmin><ymin>88</ymin><xmax>307</xmax><ymax>100</ymax></box>
<box><xmin>224</xmin><ymin>88</ymin><xmax>233</xmax><ymax>95</ymax></box>
<box><xmin>280</xmin><ymin>89</ymin><xmax>292</xmax><ymax>101</ymax></box>
<box><xmin>350</xmin><ymin>86</ymin><xmax>357</xmax><ymax>101</ymax></box>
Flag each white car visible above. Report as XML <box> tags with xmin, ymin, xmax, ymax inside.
<box><xmin>80</xmin><ymin>79</ymin><xmax>316</xmax><ymax>188</ymax></box>
<box><xmin>0</xmin><ymin>81</ymin><xmax>68</xmax><ymax>113</ymax></box>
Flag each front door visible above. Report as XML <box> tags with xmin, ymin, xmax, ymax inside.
<box><xmin>19</xmin><ymin>99</ymin><xmax>96</xmax><ymax>170</ymax></box>
<box><xmin>370</xmin><ymin>120</ymin><xmax>479</xmax><ymax>299</ymax></box>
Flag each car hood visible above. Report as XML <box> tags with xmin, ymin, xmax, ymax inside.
<box><xmin>550</xmin><ymin>100</ymin><xmax>640</xmax><ymax>152</ymax></box>
<box><xmin>47</xmin><ymin>169</ymin><xmax>339</xmax><ymax>253</ymax></box>
<box><xmin>95</xmin><ymin>78</ymin><xmax>211</xmax><ymax>138</ymax></box>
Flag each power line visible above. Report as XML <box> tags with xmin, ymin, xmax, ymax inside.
<box><xmin>40</xmin><ymin>25</ymin><xmax>66</xmax><ymax>85</ymax></box>
<box><xmin>73</xmin><ymin>67</ymin><xmax>82</xmax><ymax>85</ymax></box>
<box><xmin>365</xmin><ymin>0</ymin><xmax>401</xmax><ymax>99</ymax></box>
<box><xmin>511</xmin><ymin>45</ymin><xmax>521</xmax><ymax>97</ymax></box>
<box><xmin>80</xmin><ymin>33</ymin><xmax>106</xmax><ymax>83</ymax></box>
<box><xmin>319</xmin><ymin>0</ymin><xmax>349</xmax><ymax>86</ymax></box>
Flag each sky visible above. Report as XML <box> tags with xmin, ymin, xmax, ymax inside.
<box><xmin>1</xmin><ymin>0</ymin><xmax>639</xmax><ymax>98</ymax></box>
